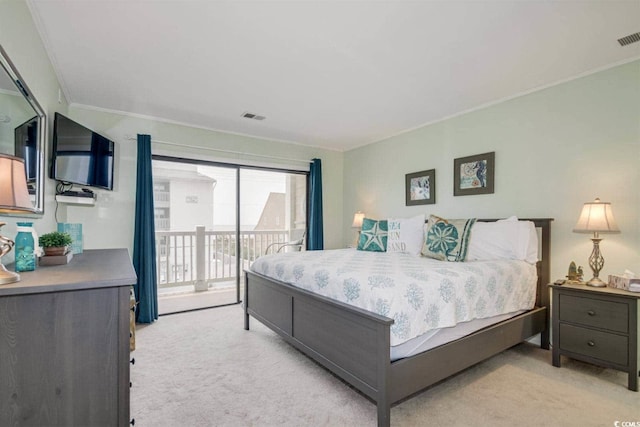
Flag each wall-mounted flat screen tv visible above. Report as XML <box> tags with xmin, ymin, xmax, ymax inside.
<box><xmin>51</xmin><ymin>112</ymin><xmax>114</xmax><ymax>190</ymax></box>
<box><xmin>14</xmin><ymin>115</ymin><xmax>38</xmax><ymax>184</ymax></box>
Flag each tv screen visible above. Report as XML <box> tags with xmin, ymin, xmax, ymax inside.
<box><xmin>51</xmin><ymin>113</ymin><xmax>114</xmax><ymax>190</ymax></box>
<box><xmin>14</xmin><ymin>116</ymin><xmax>38</xmax><ymax>184</ymax></box>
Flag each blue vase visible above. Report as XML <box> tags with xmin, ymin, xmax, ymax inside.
<box><xmin>15</xmin><ymin>222</ymin><xmax>36</xmax><ymax>272</ymax></box>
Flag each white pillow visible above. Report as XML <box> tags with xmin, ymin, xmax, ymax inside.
<box><xmin>466</xmin><ymin>216</ymin><xmax>538</xmax><ymax>264</ymax></box>
<box><xmin>386</xmin><ymin>214</ymin><xmax>425</xmax><ymax>255</ymax></box>
<box><xmin>499</xmin><ymin>216</ymin><xmax>538</xmax><ymax>263</ymax></box>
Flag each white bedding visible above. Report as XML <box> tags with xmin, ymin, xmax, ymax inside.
<box><xmin>390</xmin><ymin>310</ymin><xmax>526</xmax><ymax>360</ymax></box>
<box><xmin>250</xmin><ymin>249</ymin><xmax>537</xmax><ymax>347</ymax></box>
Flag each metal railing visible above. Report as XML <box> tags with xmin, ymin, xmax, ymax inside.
<box><xmin>155</xmin><ymin>227</ymin><xmax>299</xmax><ymax>290</ymax></box>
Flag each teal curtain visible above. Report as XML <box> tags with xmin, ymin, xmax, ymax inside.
<box><xmin>133</xmin><ymin>134</ymin><xmax>158</xmax><ymax>323</ymax></box>
<box><xmin>307</xmin><ymin>158</ymin><xmax>323</xmax><ymax>250</ymax></box>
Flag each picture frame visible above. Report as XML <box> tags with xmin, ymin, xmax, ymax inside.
<box><xmin>405</xmin><ymin>169</ymin><xmax>436</xmax><ymax>206</ymax></box>
<box><xmin>453</xmin><ymin>151</ymin><xmax>495</xmax><ymax>196</ymax></box>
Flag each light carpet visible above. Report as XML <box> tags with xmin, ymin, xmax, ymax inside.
<box><xmin>131</xmin><ymin>305</ymin><xmax>639</xmax><ymax>426</ymax></box>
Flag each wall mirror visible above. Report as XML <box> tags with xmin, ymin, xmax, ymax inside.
<box><xmin>0</xmin><ymin>44</ymin><xmax>46</xmax><ymax>215</ymax></box>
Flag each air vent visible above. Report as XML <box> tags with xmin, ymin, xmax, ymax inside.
<box><xmin>242</xmin><ymin>112</ymin><xmax>266</xmax><ymax>121</ymax></box>
<box><xmin>618</xmin><ymin>32</ymin><xmax>640</xmax><ymax>46</ymax></box>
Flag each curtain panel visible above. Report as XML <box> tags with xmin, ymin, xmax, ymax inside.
<box><xmin>133</xmin><ymin>134</ymin><xmax>158</xmax><ymax>323</ymax></box>
<box><xmin>307</xmin><ymin>158</ymin><xmax>324</xmax><ymax>250</ymax></box>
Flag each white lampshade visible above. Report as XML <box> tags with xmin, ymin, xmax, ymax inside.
<box><xmin>0</xmin><ymin>154</ymin><xmax>36</xmax><ymax>214</ymax></box>
<box><xmin>573</xmin><ymin>198</ymin><xmax>619</xmax><ymax>234</ymax></box>
<box><xmin>352</xmin><ymin>211</ymin><xmax>365</xmax><ymax>228</ymax></box>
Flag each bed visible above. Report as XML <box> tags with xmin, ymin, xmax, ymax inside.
<box><xmin>244</xmin><ymin>218</ymin><xmax>552</xmax><ymax>427</ymax></box>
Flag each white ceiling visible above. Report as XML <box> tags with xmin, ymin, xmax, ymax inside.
<box><xmin>27</xmin><ymin>0</ymin><xmax>640</xmax><ymax>151</ymax></box>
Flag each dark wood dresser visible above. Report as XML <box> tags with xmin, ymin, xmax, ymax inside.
<box><xmin>551</xmin><ymin>282</ymin><xmax>639</xmax><ymax>391</ymax></box>
<box><xmin>0</xmin><ymin>248</ymin><xmax>137</xmax><ymax>426</ymax></box>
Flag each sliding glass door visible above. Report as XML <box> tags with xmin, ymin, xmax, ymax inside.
<box><xmin>238</xmin><ymin>168</ymin><xmax>307</xmax><ymax>298</ymax></box>
<box><xmin>152</xmin><ymin>156</ymin><xmax>307</xmax><ymax>315</ymax></box>
<box><xmin>152</xmin><ymin>159</ymin><xmax>238</xmax><ymax>314</ymax></box>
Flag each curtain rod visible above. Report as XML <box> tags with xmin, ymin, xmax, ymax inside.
<box><xmin>126</xmin><ymin>135</ymin><xmax>312</xmax><ymax>164</ymax></box>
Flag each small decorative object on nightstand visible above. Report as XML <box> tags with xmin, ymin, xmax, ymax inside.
<box><xmin>565</xmin><ymin>261</ymin><xmax>584</xmax><ymax>284</ymax></box>
<box><xmin>551</xmin><ymin>282</ymin><xmax>639</xmax><ymax>391</ymax></box>
<box><xmin>573</xmin><ymin>198</ymin><xmax>620</xmax><ymax>287</ymax></box>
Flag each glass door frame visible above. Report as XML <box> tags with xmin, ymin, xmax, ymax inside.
<box><xmin>152</xmin><ymin>154</ymin><xmax>309</xmax><ymax>308</ymax></box>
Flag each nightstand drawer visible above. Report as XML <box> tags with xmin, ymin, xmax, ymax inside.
<box><xmin>559</xmin><ymin>294</ymin><xmax>628</xmax><ymax>333</ymax></box>
<box><xmin>559</xmin><ymin>323</ymin><xmax>628</xmax><ymax>366</ymax></box>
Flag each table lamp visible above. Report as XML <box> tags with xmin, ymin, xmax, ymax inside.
<box><xmin>352</xmin><ymin>211</ymin><xmax>365</xmax><ymax>229</ymax></box>
<box><xmin>0</xmin><ymin>154</ymin><xmax>37</xmax><ymax>284</ymax></box>
<box><xmin>352</xmin><ymin>211</ymin><xmax>365</xmax><ymax>245</ymax></box>
<box><xmin>573</xmin><ymin>198</ymin><xmax>620</xmax><ymax>287</ymax></box>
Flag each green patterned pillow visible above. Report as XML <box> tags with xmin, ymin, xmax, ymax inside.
<box><xmin>421</xmin><ymin>215</ymin><xmax>476</xmax><ymax>261</ymax></box>
<box><xmin>357</xmin><ymin>218</ymin><xmax>388</xmax><ymax>252</ymax></box>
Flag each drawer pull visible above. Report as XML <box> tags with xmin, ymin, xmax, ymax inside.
<box><xmin>587</xmin><ymin>310</ymin><xmax>596</xmax><ymax>316</ymax></box>
<box><xmin>130</xmin><ymin>357</ymin><xmax>135</xmax><ymax>365</ymax></box>
<box><xmin>130</xmin><ymin>418</ymin><xmax>135</xmax><ymax>425</ymax></box>
<box><xmin>587</xmin><ymin>340</ymin><xmax>595</xmax><ymax>347</ymax></box>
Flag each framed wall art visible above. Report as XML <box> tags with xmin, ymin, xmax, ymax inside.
<box><xmin>405</xmin><ymin>169</ymin><xmax>436</xmax><ymax>206</ymax></box>
<box><xmin>453</xmin><ymin>152</ymin><xmax>495</xmax><ymax>196</ymax></box>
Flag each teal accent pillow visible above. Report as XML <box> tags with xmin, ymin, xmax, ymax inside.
<box><xmin>357</xmin><ymin>218</ymin><xmax>388</xmax><ymax>252</ymax></box>
<box><xmin>421</xmin><ymin>215</ymin><xmax>476</xmax><ymax>261</ymax></box>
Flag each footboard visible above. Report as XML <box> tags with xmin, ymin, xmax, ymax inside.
<box><xmin>244</xmin><ymin>270</ymin><xmax>394</xmax><ymax>425</ymax></box>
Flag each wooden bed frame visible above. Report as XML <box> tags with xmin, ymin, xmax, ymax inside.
<box><xmin>244</xmin><ymin>218</ymin><xmax>552</xmax><ymax>427</ymax></box>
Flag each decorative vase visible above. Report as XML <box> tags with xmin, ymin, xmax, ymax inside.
<box><xmin>15</xmin><ymin>222</ymin><xmax>36</xmax><ymax>272</ymax></box>
<box><xmin>43</xmin><ymin>246</ymin><xmax>68</xmax><ymax>257</ymax></box>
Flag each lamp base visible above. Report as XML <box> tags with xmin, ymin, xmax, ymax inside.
<box><xmin>586</xmin><ymin>276</ymin><xmax>606</xmax><ymax>287</ymax></box>
<box><xmin>0</xmin><ymin>263</ymin><xmax>19</xmax><ymax>285</ymax></box>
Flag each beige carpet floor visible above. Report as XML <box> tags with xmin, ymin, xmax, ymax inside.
<box><xmin>131</xmin><ymin>305</ymin><xmax>639</xmax><ymax>426</ymax></box>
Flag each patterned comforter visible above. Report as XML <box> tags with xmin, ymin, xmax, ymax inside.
<box><xmin>249</xmin><ymin>249</ymin><xmax>537</xmax><ymax>347</ymax></box>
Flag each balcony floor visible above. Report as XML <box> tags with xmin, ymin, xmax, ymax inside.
<box><xmin>158</xmin><ymin>281</ymin><xmax>240</xmax><ymax>315</ymax></box>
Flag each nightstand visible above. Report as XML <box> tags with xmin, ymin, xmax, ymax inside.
<box><xmin>551</xmin><ymin>282</ymin><xmax>639</xmax><ymax>391</ymax></box>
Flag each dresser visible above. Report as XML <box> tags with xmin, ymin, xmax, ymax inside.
<box><xmin>0</xmin><ymin>249</ymin><xmax>137</xmax><ymax>426</ymax></box>
<box><xmin>551</xmin><ymin>282</ymin><xmax>639</xmax><ymax>391</ymax></box>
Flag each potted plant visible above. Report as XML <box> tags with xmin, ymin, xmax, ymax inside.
<box><xmin>39</xmin><ymin>231</ymin><xmax>72</xmax><ymax>256</ymax></box>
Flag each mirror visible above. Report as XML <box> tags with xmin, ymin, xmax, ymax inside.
<box><xmin>0</xmin><ymin>44</ymin><xmax>46</xmax><ymax>215</ymax></box>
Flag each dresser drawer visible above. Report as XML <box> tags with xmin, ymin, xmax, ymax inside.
<box><xmin>559</xmin><ymin>323</ymin><xmax>628</xmax><ymax>366</ymax></box>
<box><xmin>559</xmin><ymin>294</ymin><xmax>628</xmax><ymax>333</ymax></box>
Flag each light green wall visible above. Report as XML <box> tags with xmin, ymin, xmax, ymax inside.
<box><xmin>344</xmin><ymin>60</ymin><xmax>640</xmax><ymax>281</ymax></box>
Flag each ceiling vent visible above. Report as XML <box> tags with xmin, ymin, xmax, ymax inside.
<box><xmin>618</xmin><ymin>32</ymin><xmax>640</xmax><ymax>46</ymax></box>
<box><xmin>242</xmin><ymin>112</ymin><xmax>266</xmax><ymax>121</ymax></box>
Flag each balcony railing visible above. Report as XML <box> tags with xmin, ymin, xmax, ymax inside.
<box><xmin>155</xmin><ymin>227</ymin><xmax>300</xmax><ymax>291</ymax></box>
